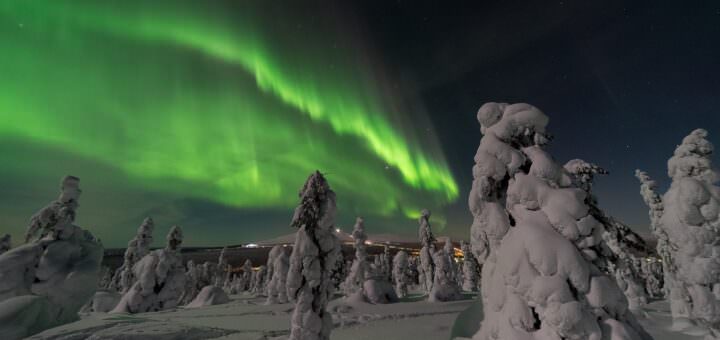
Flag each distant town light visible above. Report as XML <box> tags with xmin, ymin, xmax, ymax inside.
<box><xmin>335</xmin><ymin>228</ymin><xmax>341</xmax><ymax>233</ymax></box>
<box><xmin>245</xmin><ymin>243</ymin><xmax>259</xmax><ymax>248</ymax></box>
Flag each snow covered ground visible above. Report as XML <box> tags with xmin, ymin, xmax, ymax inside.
<box><xmin>27</xmin><ymin>292</ymin><xmax>703</xmax><ymax>340</ymax></box>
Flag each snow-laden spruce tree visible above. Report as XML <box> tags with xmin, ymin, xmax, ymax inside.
<box><xmin>392</xmin><ymin>250</ymin><xmax>410</xmax><ymax>298</ymax></box>
<box><xmin>0</xmin><ymin>176</ymin><xmax>103</xmax><ymax>339</ymax></box>
<box><xmin>443</xmin><ymin>238</ymin><xmax>457</xmax><ymax>281</ymax></box>
<box><xmin>179</xmin><ymin>260</ymin><xmax>200</xmax><ymax>305</ymax></box>
<box><xmin>564</xmin><ymin>159</ymin><xmax>651</xmax><ymax>310</ymax></box>
<box><xmin>267</xmin><ymin>245</ymin><xmax>290</xmax><ymax>304</ymax></box>
<box><xmin>342</xmin><ymin>217</ymin><xmax>369</xmax><ymax>296</ymax></box>
<box><xmin>251</xmin><ymin>265</ymin><xmax>267</xmax><ymax>295</ymax></box>
<box><xmin>217</xmin><ymin>246</ymin><xmax>230</xmax><ymax>286</ymax></box>
<box><xmin>461</xmin><ymin>241</ymin><xmax>480</xmax><ymax>292</ymax></box>
<box><xmin>418</xmin><ymin>209</ymin><xmax>436</xmax><ymax>294</ymax></box>
<box><xmin>240</xmin><ymin>259</ymin><xmax>253</xmax><ymax>291</ymax></box>
<box><xmin>380</xmin><ymin>245</ymin><xmax>392</xmax><ymax>281</ymax></box>
<box><xmin>113</xmin><ymin>217</ymin><xmax>154</xmax><ymax>293</ymax></box>
<box><xmin>0</xmin><ymin>234</ymin><xmax>10</xmax><ymax>255</ymax></box>
<box><xmin>112</xmin><ymin>226</ymin><xmax>186</xmax><ymax>313</ymax></box>
<box><xmin>469</xmin><ymin>102</ymin><xmax>651</xmax><ymax>340</ymax></box>
<box><xmin>286</xmin><ymin>171</ymin><xmax>342</xmax><ymax>340</ymax></box>
<box><xmin>637</xmin><ymin>129</ymin><xmax>720</xmax><ymax>334</ymax></box>
<box><xmin>430</xmin><ymin>238</ymin><xmax>462</xmax><ymax>302</ymax></box>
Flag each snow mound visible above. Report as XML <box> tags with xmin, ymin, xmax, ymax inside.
<box><xmin>186</xmin><ymin>285</ymin><xmax>230</xmax><ymax>308</ymax></box>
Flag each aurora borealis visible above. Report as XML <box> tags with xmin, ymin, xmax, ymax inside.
<box><xmin>2</xmin><ymin>1</ymin><xmax>719</xmax><ymax>248</ymax></box>
<box><xmin>0</xmin><ymin>1</ymin><xmax>458</xmax><ymax>246</ymax></box>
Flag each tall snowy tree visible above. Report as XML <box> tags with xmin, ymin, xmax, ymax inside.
<box><xmin>286</xmin><ymin>171</ymin><xmax>342</xmax><ymax>340</ymax></box>
<box><xmin>266</xmin><ymin>245</ymin><xmax>290</xmax><ymax>304</ymax></box>
<box><xmin>469</xmin><ymin>102</ymin><xmax>650</xmax><ymax>339</ymax></box>
<box><xmin>217</xmin><ymin>246</ymin><xmax>230</xmax><ymax>286</ymax></box>
<box><xmin>342</xmin><ymin>217</ymin><xmax>369</xmax><ymax>296</ymax></box>
<box><xmin>0</xmin><ymin>176</ymin><xmax>103</xmax><ymax>339</ymax></box>
<box><xmin>418</xmin><ymin>209</ymin><xmax>436</xmax><ymax>295</ymax></box>
<box><xmin>636</xmin><ymin>129</ymin><xmax>720</xmax><ymax>334</ymax></box>
<box><xmin>0</xmin><ymin>234</ymin><xmax>10</xmax><ymax>255</ymax></box>
<box><xmin>240</xmin><ymin>259</ymin><xmax>253</xmax><ymax>291</ymax></box>
<box><xmin>113</xmin><ymin>217</ymin><xmax>155</xmax><ymax>293</ymax></box>
<box><xmin>112</xmin><ymin>226</ymin><xmax>186</xmax><ymax>314</ymax></box>
<box><xmin>392</xmin><ymin>250</ymin><xmax>410</xmax><ymax>298</ymax></box>
<box><xmin>460</xmin><ymin>240</ymin><xmax>480</xmax><ymax>292</ymax></box>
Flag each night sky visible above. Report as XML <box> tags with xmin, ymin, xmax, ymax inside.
<box><xmin>1</xmin><ymin>1</ymin><xmax>718</xmax><ymax>248</ymax></box>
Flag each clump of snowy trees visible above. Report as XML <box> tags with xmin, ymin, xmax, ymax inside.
<box><xmin>637</xmin><ymin>128</ymin><xmax>720</xmax><ymax>335</ymax></box>
<box><xmin>286</xmin><ymin>171</ymin><xmax>342</xmax><ymax>340</ymax></box>
<box><xmin>0</xmin><ymin>176</ymin><xmax>104</xmax><ymax>339</ymax></box>
<box><xmin>112</xmin><ymin>226</ymin><xmax>186</xmax><ymax>313</ymax></box>
<box><xmin>429</xmin><ymin>238</ymin><xmax>461</xmax><ymax>302</ymax></box>
<box><xmin>469</xmin><ymin>103</ymin><xmax>651</xmax><ymax>339</ymax></box>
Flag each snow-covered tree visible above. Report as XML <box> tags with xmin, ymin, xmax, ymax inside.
<box><xmin>342</xmin><ymin>217</ymin><xmax>369</xmax><ymax>296</ymax></box>
<box><xmin>637</xmin><ymin>129</ymin><xmax>720</xmax><ymax>334</ymax></box>
<box><xmin>266</xmin><ymin>245</ymin><xmax>290</xmax><ymax>304</ymax></box>
<box><xmin>429</xmin><ymin>239</ymin><xmax>462</xmax><ymax>302</ymax></box>
<box><xmin>179</xmin><ymin>260</ymin><xmax>200</xmax><ymax>305</ymax></box>
<box><xmin>251</xmin><ymin>265</ymin><xmax>267</xmax><ymax>295</ymax></box>
<box><xmin>469</xmin><ymin>102</ymin><xmax>650</xmax><ymax>339</ymax></box>
<box><xmin>0</xmin><ymin>234</ymin><xmax>10</xmax><ymax>255</ymax></box>
<box><xmin>392</xmin><ymin>250</ymin><xmax>410</xmax><ymax>298</ymax></box>
<box><xmin>380</xmin><ymin>245</ymin><xmax>392</xmax><ymax>281</ymax></box>
<box><xmin>113</xmin><ymin>217</ymin><xmax>155</xmax><ymax>293</ymax></box>
<box><xmin>240</xmin><ymin>259</ymin><xmax>253</xmax><ymax>291</ymax></box>
<box><xmin>112</xmin><ymin>226</ymin><xmax>186</xmax><ymax>314</ymax></box>
<box><xmin>443</xmin><ymin>238</ymin><xmax>457</xmax><ymax>281</ymax></box>
<box><xmin>217</xmin><ymin>246</ymin><xmax>230</xmax><ymax>286</ymax></box>
<box><xmin>418</xmin><ymin>209</ymin><xmax>436</xmax><ymax>294</ymax></box>
<box><xmin>286</xmin><ymin>171</ymin><xmax>342</xmax><ymax>340</ymax></box>
<box><xmin>461</xmin><ymin>241</ymin><xmax>480</xmax><ymax>292</ymax></box>
<box><xmin>0</xmin><ymin>176</ymin><xmax>103</xmax><ymax>339</ymax></box>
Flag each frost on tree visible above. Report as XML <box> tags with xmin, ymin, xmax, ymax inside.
<box><xmin>461</xmin><ymin>241</ymin><xmax>480</xmax><ymax>292</ymax></box>
<box><xmin>0</xmin><ymin>234</ymin><xmax>10</xmax><ymax>255</ymax></box>
<box><xmin>286</xmin><ymin>171</ymin><xmax>341</xmax><ymax>340</ymax></box>
<box><xmin>418</xmin><ymin>209</ymin><xmax>436</xmax><ymax>294</ymax></box>
<box><xmin>112</xmin><ymin>217</ymin><xmax>155</xmax><ymax>293</ymax></box>
<box><xmin>469</xmin><ymin>103</ymin><xmax>650</xmax><ymax>340</ymax></box>
<box><xmin>429</xmin><ymin>238</ymin><xmax>462</xmax><ymax>302</ymax></box>
<box><xmin>342</xmin><ymin>217</ymin><xmax>369</xmax><ymax>297</ymax></box>
<box><xmin>637</xmin><ymin>129</ymin><xmax>720</xmax><ymax>334</ymax></box>
<box><xmin>392</xmin><ymin>250</ymin><xmax>410</xmax><ymax>298</ymax></box>
<box><xmin>112</xmin><ymin>226</ymin><xmax>186</xmax><ymax>314</ymax></box>
<box><xmin>266</xmin><ymin>245</ymin><xmax>290</xmax><ymax>304</ymax></box>
<box><xmin>0</xmin><ymin>176</ymin><xmax>103</xmax><ymax>339</ymax></box>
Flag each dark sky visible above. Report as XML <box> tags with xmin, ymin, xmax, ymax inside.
<box><xmin>1</xmin><ymin>0</ymin><xmax>718</xmax><ymax>247</ymax></box>
<box><xmin>351</xmin><ymin>0</ymin><xmax>720</xmax><ymax>235</ymax></box>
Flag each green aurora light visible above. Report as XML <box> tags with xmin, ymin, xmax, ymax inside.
<box><xmin>0</xmin><ymin>1</ymin><xmax>458</xmax><ymax>245</ymax></box>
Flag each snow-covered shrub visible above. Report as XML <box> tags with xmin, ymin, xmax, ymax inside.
<box><xmin>0</xmin><ymin>176</ymin><xmax>103</xmax><ymax>339</ymax></box>
<box><xmin>266</xmin><ymin>245</ymin><xmax>290</xmax><ymax>304</ymax></box>
<box><xmin>461</xmin><ymin>241</ymin><xmax>480</xmax><ymax>292</ymax></box>
<box><xmin>469</xmin><ymin>103</ymin><xmax>651</xmax><ymax>340</ymax></box>
<box><xmin>186</xmin><ymin>285</ymin><xmax>230</xmax><ymax>308</ymax></box>
<box><xmin>418</xmin><ymin>209</ymin><xmax>436</xmax><ymax>294</ymax></box>
<box><xmin>0</xmin><ymin>234</ymin><xmax>10</xmax><ymax>255</ymax></box>
<box><xmin>111</xmin><ymin>226</ymin><xmax>186</xmax><ymax>314</ymax></box>
<box><xmin>112</xmin><ymin>217</ymin><xmax>155</xmax><ymax>293</ymax></box>
<box><xmin>342</xmin><ymin>217</ymin><xmax>369</xmax><ymax>296</ymax></box>
<box><xmin>286</xmin><ymin>171</ymin><xmax>341</xmax><ymax>340</ymax></box>
<box><xmin>637</xmin><ymin>129</ymin><xmax>720</xmax><ymax>333</ymax></box>
<box><xmin>392</xmin><ymin>250</ymin><xmax>410</xmax><ymax>298</ymax></box>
